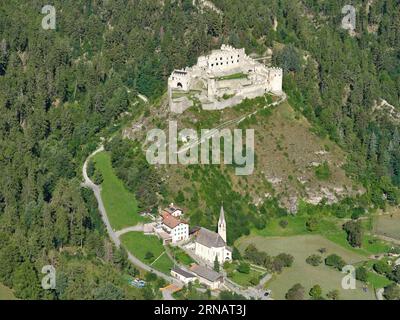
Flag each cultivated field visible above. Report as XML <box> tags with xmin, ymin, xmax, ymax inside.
<box><xmin>236</xmin><ymin>235</ymin><xmax>376</xmax><ymax>300</ymax></box>
<box><xmin>0</xmin><ymin>283</ymin><xmax>16</xmax><ymax>300</ymax></box>
<box><xmin>374</xmin><ymin>212</ymin><xmax>400</xmax><ymax>241</ymax></box>
<box><xmin>121</xmin><ymin>232</ymin><xmax>174</xmax><ymax>275</ymax></box>
<box><xmin>92</xmin><ymin>151</ymin><xmax>142</xmax><ymax>230</ymax></box>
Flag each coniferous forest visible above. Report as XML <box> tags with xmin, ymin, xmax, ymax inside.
<box><xmin>0</xmin><ymin>0</ymin><xmax>399</xmax><ymax>299</ymax></box>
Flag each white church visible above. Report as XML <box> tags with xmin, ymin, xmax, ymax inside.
<box><xmin>194</xmin><ymin>206</ymin><xmax>232</xmax><ymax>264</ymax></box>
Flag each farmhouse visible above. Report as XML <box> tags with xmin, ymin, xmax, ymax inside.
<box><xmin>194</xmin><ymin>207</ymin><xmax>232</xmax><ymax>264</ymax></box>
<box><xmin>168</xmin><ymin>44</ymin><xmax>283</xmax><ymax>113</ymax></box>
<box><xmin>158</xmin><ymin>212</ymin><xmax>189</xmax><ymax>244</ymax></box>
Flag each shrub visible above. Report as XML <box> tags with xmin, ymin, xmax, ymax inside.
<box><xmin>343</xmin><ymin>220</ymin><xmax>363</xmax><ymax>248</ymax></box>
<box><xmin>383</xmin><ymin>283</ymin><xmax>400</xmax><ymax>300</ymax></box>
<box><xmin>237</xmin><ymin>263</ymin><xmax>250</xmax><ymax>274</ymax></box>
<box><xmin>306</xmin><ymin>254</ymin><xmax>323</xmax><ymax>266</ymax></box>
<box><xmin>373</xmin><ymin>260</ymin><xmax>392</xmax><ymax>275</ymax></box>
<box><xmin>279</xmin><ymin>219</ymin><xmax>288</xmax><ymax>228</ymax></box>
<box><xmin>356</xmin><ymin>266</ymin><xmax>368</xmax><ymax>282</ymax></box>
<box><xmin>306</xmin><ymin>217</ymin><xmax>319</xmax><ymax>232</ymax></box>
<box><xmin>315</xmin><ymin>161</ymin><xmax>331</xmax><ymax>180</ymax></box>
<box><xmin>285</xmin><ymin>283</ymin><xmax>305</xmax><ymax>300</ymax></box>
<box><xmin>326</xmin><ymin>290</ymin><xmax>340</xmax><ymax>300</ymax></box>
<box><xmin>309</xmin><ymin>284</ymin><xmax>322</xmax><ymax>300</ymax></box>
<box><xmin>275</xmin><ymin>253</ymin><xmax>294</xmax><ymax>267</ymax></box>
<box><xmin>325</xmin><ymin>254</ymin><xmax>346</xmax><ymax>270</ymax></box>
<box><xmin>145</xmin><ymin>251</ymin><xmax>154</xmax><ymax>260</ymax></box>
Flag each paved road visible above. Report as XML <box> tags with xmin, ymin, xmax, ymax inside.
<box><xmin>81</xmin><ymin>146</ymin><xmax>175</xmax><ymax>284</ymax></box>
<box><xmin>115</xmin><ymin>225</ymin><xmax>144</xmax><ymax>238</ymax></box>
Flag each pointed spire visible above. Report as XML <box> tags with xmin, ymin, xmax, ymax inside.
<box><xmin>218</xmin><ymin>205</ymin><xmax>225</xmax><ymax>225</ymax></box>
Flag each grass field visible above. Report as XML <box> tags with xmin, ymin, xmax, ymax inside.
<box><xmin>169</xmin><ymin>246</ymin><xmax>195</xmax><ymax>266</ymax></box>
<box><xmin>92</xmin><ymin>151</ymin><xmax>142</xmax><ymax>230</ymax></box>
<box><xmin>236</xmin><ymin>235</ymin><xmax>376</xmax><ymax>300</ymax></box>
<box><xmin>0</xmin><ymin>283</ymin><xmax>16</xmax><ymax>300</ymax></box>
<box><xmin>251</xmin><ymin>215</ymin><xmax>391</xmax><ymax>257</ymax></box>
<box><xmin>373</xmin><ymin>213</ymin><xmax>400</xmax><ymax>240</ymax></box>
<box><xmin>224</xmin><ymin>262</ymin><xmax>263</xmax><ymax>287</ymax></box>
<box><xmin>121</xmin><ymin>232</ymin><xmax>174</xmax><ymax>275</ymax></box>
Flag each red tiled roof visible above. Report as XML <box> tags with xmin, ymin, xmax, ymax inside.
<box><xmin>161</xmin><ymin>212</ymin><xmax>187</xmax><ymax>229</ymax></box>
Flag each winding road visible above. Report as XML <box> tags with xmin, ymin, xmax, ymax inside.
<box><xmin>81</xmin><ymin>146</ymin><xmax>175</xmax><ymax>283</ymax></box>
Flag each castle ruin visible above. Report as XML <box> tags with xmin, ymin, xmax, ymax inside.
<box><xmin>168</xmin><ymin>45</ymin><xmax>283</xmax><ymax>113</ymax></box>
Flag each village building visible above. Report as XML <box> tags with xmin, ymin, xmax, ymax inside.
<box><xmin>170</xmin><ymin>266</ymin><xmax>197</xmax><ymax>284</ymax></box>
<box><xmin>194</xmin><ymin>207</ymin><xmax>232</xmax><ymax>264</ymax></box>
<box><xmin>156</xmin><ymin>212</ymin><xmax>189</xmax><ymax>244</ymax></box>
<box><xmin>162</xmin><ymin>203</ymin><xmax>183</xmax><ymax>218</ymax></box>
<box><xmin>190</xmin><ymin>264</ymin><xmax>224</xmax><ymax>290</ymax></box>
<box><xmin>168</xmin><ymin>44</ymin><xmax>283</xmax><ymax>113</ymax></box>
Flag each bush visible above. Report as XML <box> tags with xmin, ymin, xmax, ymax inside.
<box><xmin>326</xmin><ymin>290</ymin><xmax>340</xmax><ymax>300</ymax></box>
<box><xmin>356</xmin><ymin>266</ymin><xmax>368</xmax><ymax>282</ymax></box>
<box><xmin>93</xmin><ymin>171</ymin><xmax>104</xmax><ymax>185</ymax></box>
<box><xmin>325</xmin><ymin>254</ymin><xmax>346</xmax><ymax>270</ymax></box>
<box><xmin>285</xmin><ymin>283</ymin><xmax>305</xmax><ymax>300</ymax></box>
<box><xmin>309</xmin><ymin>284</ymin><xmax>322</xmax><ymax>300</ymax></box>
<box><xmin>343</xmin><ymin>220</ymin><xmax>363</xmax><ymax>248</ymax></box>
<box><xmin>306</xmin><ymin>254</ymin><xmax>322</xmax><ymax>266</ymax></box>
<box><xmin>279</xmin><ymin>220</ymin><xmax>288</xmax><ymax>228</ymax></box>
<box><xmin>315</xmin><ymin>161</ymin><xmax>331</xmax><ymax>180</ymax></box>
<box><xmin>237</xmin><ymin>263</ymin><xmax>250</xmax><ymax>274</ymax></box>
<box><xmin>306</xmin><ymin>217</ymin><xmax>319</xmax><ymax>232</ymax></box>
<box><xmin>275</xmin><ymin>253</ymin><xmax>294</xmax><ymax>268</ymax></box>
<box><xmin>145</xmin><ymin>251</ymin><xmax>154</xmax><ymax>260</ymax></box>
<box><xmin>383</xmin><ymin>283</ymin><xmax>400</xmax><ymax>300</ymax></box>
<box><xmin>373</xmin><ymin>260</ymin><xmax>392</xmax><ymax>275</ymax></box>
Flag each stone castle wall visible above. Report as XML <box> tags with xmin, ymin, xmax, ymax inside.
<box><xmin>168</xmin><ymin>45</ymin><xmax>283</xmax><ymax>113</ymax></box>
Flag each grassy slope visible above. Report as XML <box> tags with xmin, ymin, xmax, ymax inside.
<box><xmin>121</xmin><ymin>232</ymin><xmax>174</xmax><ymax>275</ymax></box>
<box><xmin>0</xmin><ymin>283</ymin><xmax>16</xmax><ymax>300</ymax></box>
<box><xmin>163</xmin><ymin>99</ymin><xmax>362</xmax><ymax>215</ymax></box>
<box><xmin>92</xmin><ymin>151</ymin><xmax>141</xmax><ymax>230</ymax></box>
<box><xmin>236</xmin><ymin>235</ymin><xmax>376</xmax><ymax>300</ymax></box>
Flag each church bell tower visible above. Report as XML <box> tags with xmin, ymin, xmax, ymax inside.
<box><xmin>218</xmin><ymin>206</ymin><xmax>227</xmax><ymax>243</ymax></box>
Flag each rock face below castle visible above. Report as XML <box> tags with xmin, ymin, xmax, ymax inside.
<box><xmin>168</xmin><ymin>44</ymin><xmax>283</xmax><ymax>113</ymax></box>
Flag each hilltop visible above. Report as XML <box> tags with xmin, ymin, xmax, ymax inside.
<box><xmin>124</xmin><ymin>92</ymin><xmax>364</xmax><ymax>218</ymax></box>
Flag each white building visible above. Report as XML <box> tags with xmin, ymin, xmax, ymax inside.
<box><xmin>168</xmin><ymin>44</ymin><xmax>283</xmax><ymax>113</ymax></box>
<box><xmin>171</xmin><ymin>266</ymin><xmax>197</xmax><ymax>284</ymax></box>
<box><xmin>160</xmin><ymin>212</ymin><xmax>189</xmax><ymax>244</ymax></box>
<box><xmin>162</xmin><ymin>203</ymin><xmax>183</xmax><ymax>218</ymax></box>
<box><xmin>190</xmin><ymin>264</ymin><xmax>224</xmax><ymax>290</ymax></box>
<box><xmin>194</xmin><ymin>207</ymin><xmax>232</xmax><ymax>264</ymax></box>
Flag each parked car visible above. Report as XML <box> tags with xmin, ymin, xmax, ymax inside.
<box><xmin>129</xmin><ymin>278</ymin><xmax>146</xmax><ymax>288</ymax></box>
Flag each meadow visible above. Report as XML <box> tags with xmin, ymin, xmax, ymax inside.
<box><xmin>92</xmin><ymin>151</ymin><xmax>142</xmax><ymax>230</ymax></box>
<box><xmin>236</xmin><ymin>235</ymin><xmax>377</xmax><ymax>300</ymax></box>
<box><xmin>121</xmin><ymin>232</ymin><xmax>174</xmax><ymax>275</ymax></box>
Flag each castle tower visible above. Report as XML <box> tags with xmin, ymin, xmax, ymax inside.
<box><xmin>218</xmin><ymin>206</ymin><xmax>227</xmax><ymax>243</ymax></box>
